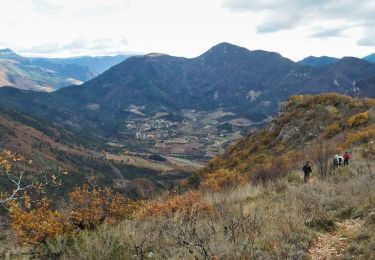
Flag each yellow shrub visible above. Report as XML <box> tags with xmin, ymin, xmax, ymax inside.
<box><xmin>323</xmin><ymin>123</ymin><xmax>341</xmax><ymax>138</ymax></box>
<box><xmin>9</xmin><ymin>198</ymin><xmax>66</xmax><ymax>245</ymax></box>
<box><xmin>347</xmin><ymin>111</ymin><xmax>369</xmax><ymax>127</ymax></box>
<box><xmin>201</xmin><ymin>169</ymin><xmax>247</xmax><ymax>192</ymax></box>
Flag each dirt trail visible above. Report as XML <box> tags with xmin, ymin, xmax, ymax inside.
<box><xmin>308</xmin><ymin>219</ymin><xmax>363</xmax><ymax>259</ymax></box>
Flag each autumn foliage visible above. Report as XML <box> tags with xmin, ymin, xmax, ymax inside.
<box><xmin>69</xmin><ymin>185</ymin><xmax>140</xmax><ymax>229</ymax></box>
<box><xmin>323</xmin><ymin>123</ymin><xmax>342</xmax><ymax>138</ymax></box>
<box><xmin>343</xmin><ymin>123</ymin><xmax>375</xmax><ymax>148</ymax></box>
<box><xmin>201</xmin><ymin>169</ymin><xmax>246</xmax><ymax>192</ymax></box>
<box><xmin>347</xmin><ymin>111</ymin><xmax>369</xmax><ymax>127</ymax></box>
<box><xmin>9</xmin><ymin>198</ymin><xmax>66</xmax><ymax>245</ymax></box>
<box><xmin>137</xmin><ymin>191</ymin><xmax>214</xmax><ymax>220</ymax></box>
<box><xmin>0</xmin><ymin>149</ymin><xmax>23</xmax><ymax>172</ymax></box>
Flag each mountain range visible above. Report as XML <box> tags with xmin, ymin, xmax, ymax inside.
<box><xmin>0</xmin><ymin>49</ymin><xmax>128</xmax><ymax>91</ymax></box>
<box><xmin>0</xmin><ymin>42</ymin><xmax>375</xmax><ymax>202</ymax></box>
<box><xmin>1</xmin><ymin>43</ymin><xmax>375</xmax><ymax>129</ymax></box>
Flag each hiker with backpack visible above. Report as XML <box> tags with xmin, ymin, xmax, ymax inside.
<box><xmin>343</xmin><ymin>151</ymin><xmax>350</xmax><ymax>166</ymax></box>
<box><xmin>303</xmin><ymin>161</ymin><xmax>312</xmax><ymax>183</ymax></box>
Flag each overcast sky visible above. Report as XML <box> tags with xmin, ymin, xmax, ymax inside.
<box><xmin>1</xmin><ymin>0</ymin><xmax>375</xmax><ymax>60</ymax></box>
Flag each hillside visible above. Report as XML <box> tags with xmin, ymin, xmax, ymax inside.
<box><xmin>355</xmin><ymin>76</ymin><xmax>375</xmax><ymax>98</ymax></box>
<box><xmin>363</xmin><ymin>53</ymin><xmax>375</xmax><ymax>64</ymax></box>
<box><xmin>0</xmin><ymin>107</ymin><xmax>193</xmax><ymax>200</ymax></box>
<box><xmin>206</xmin><ymin>93</ymin><xmax>375</xmax><ymax>175</ymax></box>
<box><xmin>0</xmin><ymin>49</ymin><xmax>94</xmax><ymax>91</ymax></box>
<box><xmin>0</xmin><ymin>49</ymin><xmax>128</xmax><ymax>92</ymax></box>
<box><xmin>1</xmin><ymin>93</ymin><xmax>374</xmax><ymax>259</ymax></box>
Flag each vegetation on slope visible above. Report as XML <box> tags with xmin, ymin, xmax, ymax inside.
<box><xmin>205</xmin><ymin>93</ymin><xmax>375</xmax><ymax>181</ymax></box>
<box><xmin>1</xmin><ymin>93</ymin><xmax>374</xmax><ymax>259</ymax></box>
<box><xmin>0</xmin><ymin>107</ymin><xmax>178</xmax><ymax>200</ymax></box>
<box><xmin>2</xmin><ymin>151</ymin><xmax>373</xmax><ymax>259</ymax></box>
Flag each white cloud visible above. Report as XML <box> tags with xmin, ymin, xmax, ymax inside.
<box><xmin>224</xmin><ymin>0</ymin><xmax>375</xmax><ymax>45</ymax></box>
<box><xmin>0</xmin><ymin>0</ymin><xmax>374</xmax><ymax>60</ymax></box>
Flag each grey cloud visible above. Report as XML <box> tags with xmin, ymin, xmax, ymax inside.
<box><xmin>257</xmin><ymin>14</ymin><xmax>301</xmax><ymax>33</ymax></box>
<box><xmin>63</xmin><ymin>38</ymin><xmax>87</xmax><ymax>51</ymax></box>
<box><xmin>20</xmin><ymin>43</ymin><xmax>61</xmax><ymax>54</ymax></box>
<box><xmin>310</xmin><ymin>27</ymin><xmax>346</xmax><ymax>38</ymax></box>
<box><xmin>223</xmin><ymin>0</ymin><xmax>375</xmax><ymax>42</ymax></box>
<box><xmin>19</xmin><ymin>37</ymin><xmax>129</xmax><ymax>56</ymax></box>
<box><xmin>357</xmin><ymin>32</ymin><xmax>375</xmax><ymax>46</ymax></box>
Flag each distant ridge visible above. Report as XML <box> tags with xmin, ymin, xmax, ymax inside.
<box><xmin>363</xmin><ymin>53</ymin><xmax>375</xmax><ymax>64</ymax></box>
<box><xmin>298</xmin><ymin>55</ymin><xmax>339</xmax><ymax>67</ymax></box>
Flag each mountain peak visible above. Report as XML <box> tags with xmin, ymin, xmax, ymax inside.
<box><xmin>0</xmin><ymin>48</ymin><xmax>24</xmax><ymax>60</ymax></box>
<box><xmin>198</xmin><ymin>42</ymin><xmax>251</xmax><ymax>61</ymax></box>
<box><xmin>206</xmin><ymin>42</ymin><xmax>248</xmax><ymax>53</ymax></box>
<box><xmin>0</xmin><ymin>48</ymin><xmax>15</xmax><ymax>54</ymax></box>
<box><xmin>145</xmin><ymin>53</ymin><xmax>168</xmax><ymax>58</ymax></box>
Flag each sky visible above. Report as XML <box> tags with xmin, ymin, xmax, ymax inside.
<box><xmin>1</xmin><ymin>0</ymin><xmax>375</xmax><ymax>61</ymax></box>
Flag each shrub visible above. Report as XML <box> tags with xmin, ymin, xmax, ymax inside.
<box><xmin>137</xmin><ymin>191</ymin><xmax>213</xmax><ymax>220</ymax></box>
<box><xmin>69</xmin><ymin>185</ymin><xmax>140</xmax><ymax>229</ymax></box>
<box><xmin>344</xmin><ymin>124</ymin><xmax>375</xmax><ymax>147</ymax></box>
<box><xmin>9</xmin><ymin>199</ymin><xmax>66</xmax><ymax>245</ymax></box>
<box><xmin>250</xmin><ymin>155</ymin><xmax>291</xmax><ymax>184</ymax></box>
<box><xmin>347</xmin><ymin>111</ymin><xmax>369</xmax><ymax>127</ymax></box>
<box><xmin>323</xmin><ymin>123</ymin><xmax>341</xmax><ymax>138</ymax></box>
<box><xmin>201</xmin><ymin>169</ymin><xmax>247</xmax><ymax>192</ymax></box>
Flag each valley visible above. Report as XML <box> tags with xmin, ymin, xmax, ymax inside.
<box><xmin>114</xmin><ymin>109</ymin><xmax>255</xmax><ymax>159</ymax></box>
<box><xmin>1</xmin><ymin>43</ymin><xmax>375</xmax><ymax>199</ymax></box>
<box><xmin>2</xmin><ymin>0</ymin><xmax>375</xmax><ymax>257</ymax></box>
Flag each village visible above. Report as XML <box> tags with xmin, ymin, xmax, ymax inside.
<box><xmin>115</xmin><ymin>109</ymin><xmax>256</xmax><ymax>160</ymax></box>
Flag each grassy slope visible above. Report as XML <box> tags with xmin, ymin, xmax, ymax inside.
<box><xmin>8</xmin><ymin>151</ymin><xmax>372</xmax><ymax>259</ymax></box>
<box><xmin>206</xmin><ymin>93</ymin><xmax>375</xmax><ymax>174</ymax></box>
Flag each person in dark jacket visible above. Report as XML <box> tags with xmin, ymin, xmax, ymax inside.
<box><xmin>303</xmin><ymin>161</ymin><xmax>312</xmax><ymax>183</ymax></box>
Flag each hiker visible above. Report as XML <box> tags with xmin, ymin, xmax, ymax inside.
<box><xmin>333</xmin><ymin>154</ymin><xmax>344</xmax><ymax>169</ymax></box>
<box><xmin>343</xmin><ymin>151</ymin><xmax>350</xmax><ymax>166</ymax></box>
<box><xmin>303</xmin><ymin>161</ymin><xmax>312</xmax><ymax>183</ymax></box>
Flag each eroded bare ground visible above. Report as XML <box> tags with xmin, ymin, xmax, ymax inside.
<box><xmin>308</xmin><ymin>219</ymin><xmax>364</xmax><ymax>260</ymax></box>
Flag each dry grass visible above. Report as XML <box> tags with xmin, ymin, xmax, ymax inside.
<box><xmin>2</xmin><ymin>152</ymin><xmax>374</xmax><ymax>259</ymax></box>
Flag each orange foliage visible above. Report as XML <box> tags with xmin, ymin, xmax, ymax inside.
<box><xmin>137</xmin><ymin>191</ymin><xmax>213</xmax><ymax>220</ymax></box>
<box><xmin>9</xmin><ymin>198</ymin><xmax>66</xmax><ymax>245</ymax></box>
<box><xmin>69</xmin><ymin>185</ymin><xmax>140</xmax><ymax>229</ymax></box>
<box><xmin>201</xmin><ymin>169</ymin><xmax>247</xmax><ymax>192</ymax></box>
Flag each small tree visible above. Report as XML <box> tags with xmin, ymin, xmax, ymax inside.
<box><xmin>310</xmin><ymin>139</ymin><xmax>337</xmax><ymax>178</ymax></box>
<box><xmin>0</xmin><ymin>149</ymin><xmax>56</xmax><ymax>205</ymax></box>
